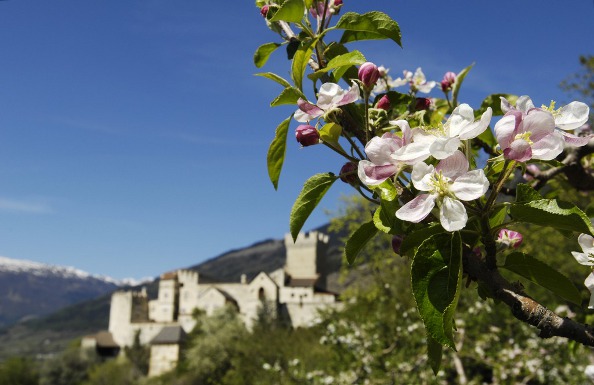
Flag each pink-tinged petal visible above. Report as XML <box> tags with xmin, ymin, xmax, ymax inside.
<box><xmin>516</xmin><ymin>95</ymin><xmax>535</xmax><ymax>113</ymax></box>
<box><xmin>298</xmin><ymin>98</ymin><xmax>324</xmax><ymax>116</ymax></box>
<box><xmin>585</xmin><ymin>273</ymin><xmax>594</xmax><ymax>309</ymax></box>
<box><xmin>447</xmin><ymin>104</ymin><xmax>475</xmax><ymax>138</ymax></box>
<box><xmin>396</xmin><ymin>194</ymin><xmax>436</xmax><ymax>223</ymax></box>
<box><xmin>411</xmin><ymin>162</ymin><xmax>434</xmax><ymax>192</ymax></box>
<box><xmin>357</xmin><ymin>160</ymin><xmax>397</xmax><ymax>185</ymax></box>
<box><xmin>530</xmin><ymin>133</ymin><xmax>564</xmax><ymax>161</ymax></box>
<box><xmin>429</xmin><ymin>137</ymin><xmax>461</xmax><ymax>159</ymax></box>
<box><xmin>524</xmin><ymin>109</ymin><xmax>555</xmax><ymax>142</ymax></box>
<box><xmin>458</xmin><ymin>108</ymin><xmax>493</xmax><ymax>140</ymax></box>
<box><xmin>317</xmin><ymin>83</ymin><xmax>343</xmax><ymax>109</ymax></box>
<box><xmin>500</xmin><ymin>96</ymin><xmax>514</xmax><ymax>114</ymax></box>
<box><xmin>365</xmin><ymin>136</ymin><xmax>399</xmax><ymax>164</ymax></box>
<box><xmin>294</xmin><ymin>109</ymin><xmax>316</xmax><ymax>123</ymax></box>
<box><xmin>416</xmin><ymin>81</ymin><xmax>436</xmax><ymax>94</ymax></box>
<box><xmin>578</xmin><ymin>234</ymin><xmax>594</xmax><ymax>254</ymax></box>
<box><xmin>450</xmin><ymin>170</ymin><xmax>489</xmax><ymax>201</ymax></box>
<box><xmin>436</xmin><ymin>150</ymin><xmax>468</xmax><ymax>179</ymax></box>
<box><xmin>392</xmin><ymin>142</ymin><xmax>432</xmax><ymax>165</ymax></box>
<box><xmin>439</xmin><ymin>196</ymin><xmax>468</xmax><ymax>232</ymax></box>
<box><xmin>557</xmin><ymin>130</ymin><xmax>593</xmax><ymax>147</ymax></box>
<box><xmin>390</xmin><ymin>120</ymin><xmax>413</xmax><ymax>145</ymax></box>
<box><xmin>556</xmin><ymin>101</ymin><xmax>590</xmax><ymax>131</ymax></box>
<box><xmin>572</xmin><ymin>252</ymin><xmax>594</xmax><ymax>266</ymax></box>
<box><xmin>337</xmin><ymin>81</ymin><xmax>360</xmax><ymax>106</ymax></box>
<box><xmin>495</xmin><ymin>113</ymin><xmax>520</xmax><ymax>150</ymax></box>
<box><xmin>504</xmin><ymin>139</ymin><xmax>532</xmax><ymax>162</ymax></box>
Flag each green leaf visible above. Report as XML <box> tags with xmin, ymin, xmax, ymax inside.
<box><xmin>255</xmin><ymin>72</ymin><xmax>292</xmax><ymax>88</ymax></box>
<box><xmin>400</xmin><ymin>224</ymin><xmax>444</xmax><ymax>257</ymax></box>
<box><xmin>373</xmin><ymin>199</ymin><xmax>403</xmax><ymax>235</ymax></box>
<box><xmin>411</xmin><ymin>232</ymin><xmax>463</xmax><ymax>349</ymax></box>
<box><xmin>501</xmin><ymin>252</ymin><xmax>582</xmax><ymax>305</ymax></box>
<box><xmin>292</xmin><ymin>39</ymin><xmax>314</xmax><ymax>91</ymax></box>
<box><xmin>476</xmin><ymin>93</ymin><xmax>518</xmax><ymax>117</ymax></box>
<box><xmin>270</xmin><ymin>86</ymin><xmax>305</xmax><ymax>107</ymax></box>
<box><xmin>313</xmin><ymin>50</ymin><xmax>366</xmax><ymax>74</ymax></box>
<box><xmin>254</xmin><ymin>43</ymin><xmax>282</xmax><ymax>68</ymax></box>
<box><xmin>476</xmin><ymin>127</ymin><xmax>497</xmax><ymax>148</ymax></box>
<box><xmin>290</xmin><ymin>173</ymin><xmax>338</xmax><ymax>241</ymax></box>
<box><xmin>485</xmin><ymin>154</ymin><xmax>506</xmax><ymax>180</ymax></box>
<box><xmin>335</xmin><ymin>11</ymin><xmax>402</xmax><ymax>47</ymax></box>
<box><xmin>489</xmin><ymin>205</ymin><xmax>508</xmax><ymax>228</ymax></box>
<box><xmin>452</xmin><ymin>63</ymin><xmax>474</xmax><ymax>107</ymax></box>
<box><xmin>427</xmin><ymin>334</ymin><xmax>443</xmax><ymax>375</ymax></box>
<box><xmin>318</xmin><ymin>123</ymin><xmax>345</xmax><ymax>152</ymax></box>
<box><xmin>515</xmin><ymin>183</ymin><xmax>542</xmax><ymax>203</ymax></box>
<box><xmin>344</xmin><ymin>220</ymin><xmax>378</xmax><ymax>265</ymax></box>
<box><xmin>267</xmin><ymin>116</ymin><xmax>292</xmax><ymax>190</ymax></box>
<box><xmin>269</xmin><ymin>0</ymin><xmax>305</xmax><ymax>23</ymax></box>
<box><xmin>370</xmin><ymin>179</ymin><xmax>398</xmax><ymax>201</ymax></box>
<box><xmin>510</xmin><ymin>199</ymin><xmax>594</xmax><ymax>236</ymax></box>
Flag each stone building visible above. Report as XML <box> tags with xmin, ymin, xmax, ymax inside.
<box><xmin>104</xmin><ymin>231</ymin><xmax>339</xmax><ymax>377</ymax></box>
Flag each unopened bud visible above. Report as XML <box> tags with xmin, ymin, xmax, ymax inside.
<box><xmin>496</xmin><ymin>229</ymin><xmax>523</xmax><ymax>250</ymax></box>
<box><xmin>260</xmin><ymin>5</ymin><xmax>269</xmax><ymax>17</ymax></box>
<box><xmin>391</xmin><ymin>235</ymin><xmax>404</xmax><ymax>255</ymax></box>
<box><xmin>440</xmin><ymin>71</ymin><xmax>456</xmax><ymax>92</ymax></box>
<box><xmin>333</xmin><ymin>0</ymin><xmax>343</xmax><ymax>5</ymax></box>
<box><xmin>415</xmin><ymin>97</ymin><xmax>431</xmax><ymax>111</ymax></box>
<box><xmin>339</xmin><ymin>162</ymin><xmax>358</xmax><ymax>185</ymax></box>
<box><xmin>295</xmin><ymin>125</ymin><xmax>320</xmax><ymax>147</ymax></box>
<box><xmin>358</xmin><ymin>62</ymin><xmax>380</xmax><ymax>89</ymax></box>
<box><xmin>376</xmin><ymin>95</ymin><xmax>390</xmax><ymax>110</ymax></box>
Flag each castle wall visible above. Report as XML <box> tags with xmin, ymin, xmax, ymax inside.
<box><xmin>149</xmin><ymin>344</ymin><xmax>180</xmax><ymax>377</ymax></box>
<box><xmin>284</xmin><ymin>232</ymin><xmax>329</xmax><ymax>283</ymax></box>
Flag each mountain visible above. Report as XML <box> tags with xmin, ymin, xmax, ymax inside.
<box><xmin>0</xmin><ymin>256</ymin><xmax>141</xmax><ymax>329</ymax></box>
<box><xmin>0</xmin><ymin>226</ymin><xmax>346</xmax><ymax>360</ymax></box>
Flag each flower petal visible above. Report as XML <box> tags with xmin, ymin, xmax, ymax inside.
<box><xmin>500</xmin><ymin>96</ymin><xmax>514</xmax><ymax>114</ymax></box>
<box><xmin>392</xmin><ymin>142</ymin><xmax>432</xmax><ymax>165</ymax></box>
<box><xmin>585</xmin><ymin>272</ymin><xmax>594</xmax><ymax>309</ymax></box>
<box><xmin>524</xmin><ymin>109</ymin><xmax>555</xmax><ymax>142</ymax></box>
<box><xmin>451</xmin><ymin>170</ymin><xmax>489</xmax><ymax>201</ymax></box>
<box><xmin>504</xmin><ymin>139</ymin><xmax>532</xmax><ymax>162</ymax></box>
<box><xmin>494</xmin><ymin>113</ymin><xmax>520</xmax><ymax>150</ymax></box>
<box><xmin>317</xmin><ymin>83</ymin><xmax>343</xmax><ymax>110</ymax></box>
<box><xmin>555</xmin><ymin>101</ymin><xmax>590</xmax><ymax>131</ymax></box>
<box><xmin>578</xmin><ymin>234</ymin><xmax>594</xmax><ymax>254</ymax></box>
<box><xmin>556</xmin><ymin>130</ymin><xmax>593</xmax><ymax>147</ymax></box>
<box><xmin>439</xmin><ymin>196</ymin><xmax>468</xmax><ymax>231</ymax></box>
<box><xmin>396</xmin><ymin>194</ymin><xmax>436</xmax><ymax>223</ymax></box>
<box><xmin>572</xmin><ymin>252</ymin><xmax>594</xmax><ymax>266</ymax></box>
<box><xmin>364</xmin><ymin>136</ymin><xmax>399</xmax><ymax>164</ymax></box>
<box><xmin>390</xmin><ymin>120</ymin><xmax>413</xmax><ymax>145</ymax></box>
<box><xmin>416</xmin><ymin>81</ymin><xmax>436</xmax><ymax>94</ymax></box>
<box><xmin>435</xmin><ymin>150</ymin><xmax>468</xmax><ymax>179</ymax></box>
<box><xmin>411</xmin><ymin>162</ymin><xmax>434</xmax><ymax>191</ymax></box>
<box><xmin>337</xmin><ymin>81</ymin><xmax>360</xmax><ymax>106</ymax></box>
<box><xmin>531</xmin><ymin>133</ymin><xmax>564</xmax><ymax>161</ymax></box>
<box><xmin>458</xmin><ymin>107</ymin><xmax>493</xmax><ymax>140</ymax></box>
<box><xmin>516</xmin><ymin>95</ymin><xmax>535</xmax><ymax>113</ymax></box>
<box><xmin>357</xmin><ymin>160</ymin><xmax>396</xmax><ymax>185</ymax></box>
<box><xmin>447</xmin><ymin>104</ymin><xmax>475</xmax><ymax>138</ymax></box>
<box><xmin>429</xmin><ymin>137</ymin><xmax>461</xmax><ymax>159</ymax></box>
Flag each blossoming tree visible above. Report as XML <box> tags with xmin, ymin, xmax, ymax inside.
<box><xmin>254</xmin><ymin>0</ymin><xmax>593</xmax><ymax>373</ymax></box>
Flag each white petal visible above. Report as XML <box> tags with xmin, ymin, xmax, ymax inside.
<box><xmin>411</xmin><ymin>162</ymin><xmax>434</xmax><ymax>191</ymax></box>
<box><xmin>572</xmin><ymin>252</ymin><xmax>594</xmax><ymax>266</ymax></box>
<box><xmin>416</xmin><ymin>81</ymin><xmax>436</xmax><ymax>94</ymax></box>
<box><xmin>451</xmin><ymin>170</ymin><xmax>489</xmax><ymax>201</ymax></box>
<box><xmin>447</xmin><ymin>104</ymin><xmax>475</xmax><ymax>138</ymax></box>
<box><xmin>390</xmin><ymin>120</ymin><xmax>413</xmax><ymax>145</ymax></box>
<box><xmin>294</xmin><ymin>109</ymin><xmax>317</xmax><ymax>122</ymax></box>
<box><xmin>578</xmin><ymin>234</ymin><xmax>594</xmax><ymax>254</ymax></box>
<box><xmin>458</xmin><ymin>107</ymin><xmax>493</xmax><ymax>140</ymax></box>
<box><xmin>556</xmin><ymin>101</ymin><xmax>590</xmax><ymax>131</ymax></box>
<box><xmin>317</xmin><ymin>83</ymin><xmax>343</xmax><ymax>110</ymax></box>
<box><xmin>524</xmin><ymin>109</ymin><xmax>555</xmax><ymax>142</ymax></box>
<box><xmin>531</xmin><ymin>133</ymin><xmax>564</xmax><ymax>161</ymax></box>
<box><xmin>365</xmin><ymin>136</ymin><xmax>398</xmax><ymax>164</ymax></box>
<box><xmin>500</xmin><ymin>96</ymin><xmax>514</xmax><ymax>114</ymax></box>
<box><xmin>435</xmin><ymin>150</ymin><xmax>468</xmax><ymax>179</ymax></box>
<box><xmin>392</xmin><ymin>142</ymin><xmax>432</xmax><ymax>165</ymax></box>
<box><xmin>494</xmin><ymin>113</ymin><xmax>520</xmax><ymax>150</ymax></box>
<box><xmin>357</xmin><ymin>160</ymin><xmax>396</xmax><ymax>185</ymax></box>
<box><xmin>396</xmin><ymin>194</ymin><xmax>436</xmax><ymax>223</ymax></box>
<box><xmin>516</xmin><ymin>95</ymin><xmax>535</xmax><ymax>113</ymax></box>
<box><xmin>429</xmin><ymin>137</ymin><xmax>461</xmax><ymax>159</ymax></box>
<box><xmin>439</xmin><ymin>196</ymin><xmax>468</xmax><ymax>232</ymax></box>
<box><xmin>585</xmin><ymin>273</ymin><xmax>594</xmax><ymax>309</ymax></box>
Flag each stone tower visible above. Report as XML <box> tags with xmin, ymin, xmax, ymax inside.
<box><xmin>284</xmin><ymin>231</ymin><xmax>329</xmax><ymax>287</ymax></box>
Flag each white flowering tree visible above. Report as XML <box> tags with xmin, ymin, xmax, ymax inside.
<box><xmin>254</xmin><ymin>0</ymin><xmax>593</xmax><ymax>374</ymax></box>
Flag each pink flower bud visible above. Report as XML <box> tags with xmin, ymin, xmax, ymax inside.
<box><xmin>522</xmin><ymin>164</ymin><xmax>540</xmax><ymax>181</ymax></box>
<box><xmin>358</xmin><ymin>62</ymin><xmax>380</xmax><ymax>89</ymax></box>
<box><xmin>295</xmin><ymin>125</ymin><xmax>320</xmax><ymax>147</ymax></box>
<box><xmin>415</xmin><ymin>97</ymin><xmax>431</xmax><ymax>111</ymax></box>
<box><xmin>392</xmin><ymin>235</ymin><xmax>404</xmax><ymax>254</ymax></box>
<box><xmin>440</xmin><ymin>71</ymin><xmax>456</xmax><ymax>92</ymax></box>
<box><xmin>497</xmin><ymin>229</ymin><xmax>523</xmax><ymax>249</ymax></box>
<box><xmin>376</xmin><ymin>95</ymin><xmax>390</xmax><ymax>110</ymax></box>
<box><xmin>333</xmin><ymin>0</ymin><xmax>343</xmax><ymax>5</ymax></box>
<box><xmin>260</xmin><ymin>5</ymin><xmax>269</xmax><ymax>17</ymax></box>
<box><xmin>339</xmin><ymin>162</ymin><xmax>358</xmax><ymax>185</ymax></box>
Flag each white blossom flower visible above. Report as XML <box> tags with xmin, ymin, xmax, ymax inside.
<box><xmin>571</xmin><ymin>234</ymin><xmax>594</xmax><ymax>266</ymax></box>
<box><xmin>390</xmin><ymin>67</ymin><xmax>436</xmax><ymax>93</ymax></box>
<box><xmin>396</xmin><ymin>151</ymin><xmax>489</xmax><ymax>231</ymax></box>
<box><xmin>294</xmin><ymin>82</ymin><xmax>359</xmax><ymax>122</ymax></box>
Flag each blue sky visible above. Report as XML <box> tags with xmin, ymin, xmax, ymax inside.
<box><xmin>0</xmin><ymin>0</ymin><xmax>592</xmax><ymax>280</ymax></box>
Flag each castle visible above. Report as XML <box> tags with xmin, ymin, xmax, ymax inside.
<box><xmin>87</xmin><ymin>232</ymin><xmax>339</xmax><ymax>377</ymax></box>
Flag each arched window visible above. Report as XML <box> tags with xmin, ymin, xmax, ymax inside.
<box><xmin>258</xmin><ymin>287</ymin><xmax>266</xmax><ymax>301</ymax></box>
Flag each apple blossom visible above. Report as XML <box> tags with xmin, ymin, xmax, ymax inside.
<box><xmin>357</xmin><ymin>130</ymin><xmax>412</xmax><ymax>185</ymax></box>
<box><xmin>415</xmin><ymin>97</ymin><xmax>431</xmax><ymax>111</ymax></box>
<box><xmin>358</xmin><ymin>62</ymin><xmax>380</xmax><ymax>89</ymax></box>
<box><xmin>294</xmin><ymin>82</ymin><xmax>360</xmax><ymax>123</ymax></box>
<box><xmin>494</xmin><ymin>108</ymin><xmax>563</xmax><ymax>162</ymax></box>
<box><xmin>441</xmin><ymin>71</ymin><xmax>456</xmax><ymax>92</ymax></box>
<box><xmin>501</xmin><ymin>96</ymin><xmax>591</xmax><ymax>147</ymax></box>
<box><xmin>392</xmin><ymin>104</ymin><xmax>492</xmax><ymax>161</ymax></box>
<box><xmin>295</xmin><ymin>124</ymin><xmax>320</xmax><ymax>147</ymax></box>
<box><xmin>390</xmin><ymin>68</ymin><xmax>436</xmax><ymax>94</ymax></box>
<box><xmin>571</xmin><ymin>233</ymin><xmax>594</xmax><ymax>266</ymax></box>
<box><xmin>496</xmin><ymin>229</ymin><xmax>523</xmax><ymax>249</ymax></box>
<box><xmin>376</xmin><ymin>95</ymin><xmax>390</xmax><ymax>110</ymax></box>
<box><xmin>260</xmin><ymin>5</ymin><xmax>269</xmax><ymax>17</ymax></box>
<box><xmin>395</xmin><ymin>151</ymin><xmax>489</xmax><ymax>231</ymax></box>
<box><xmin>585</xmin><ymin>273</ymin><xmax>594</xmax><ymax>310</ymax></box>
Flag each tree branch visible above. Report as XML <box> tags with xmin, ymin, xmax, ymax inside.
<box><xmin>463</xmin><ymin>250</ymin><xmax>594</xmax><ymax>346</ymax></box>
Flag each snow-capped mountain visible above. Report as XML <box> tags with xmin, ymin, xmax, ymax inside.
<box><xmin>0</xmin><ymin>256</ymin><xmax>151</xmax><ymax>328</ymax></box>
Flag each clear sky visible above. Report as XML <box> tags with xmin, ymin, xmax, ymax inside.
<box><xmin>0</xmin><ymin>0</ymin><xmax>592</xmax><ymax>280</ymax></box>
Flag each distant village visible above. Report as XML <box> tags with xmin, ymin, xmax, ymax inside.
<box><xmin>81</xmin><ymin>231</ymin><xmax>341</xmax><ymax>377</ymax></box>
